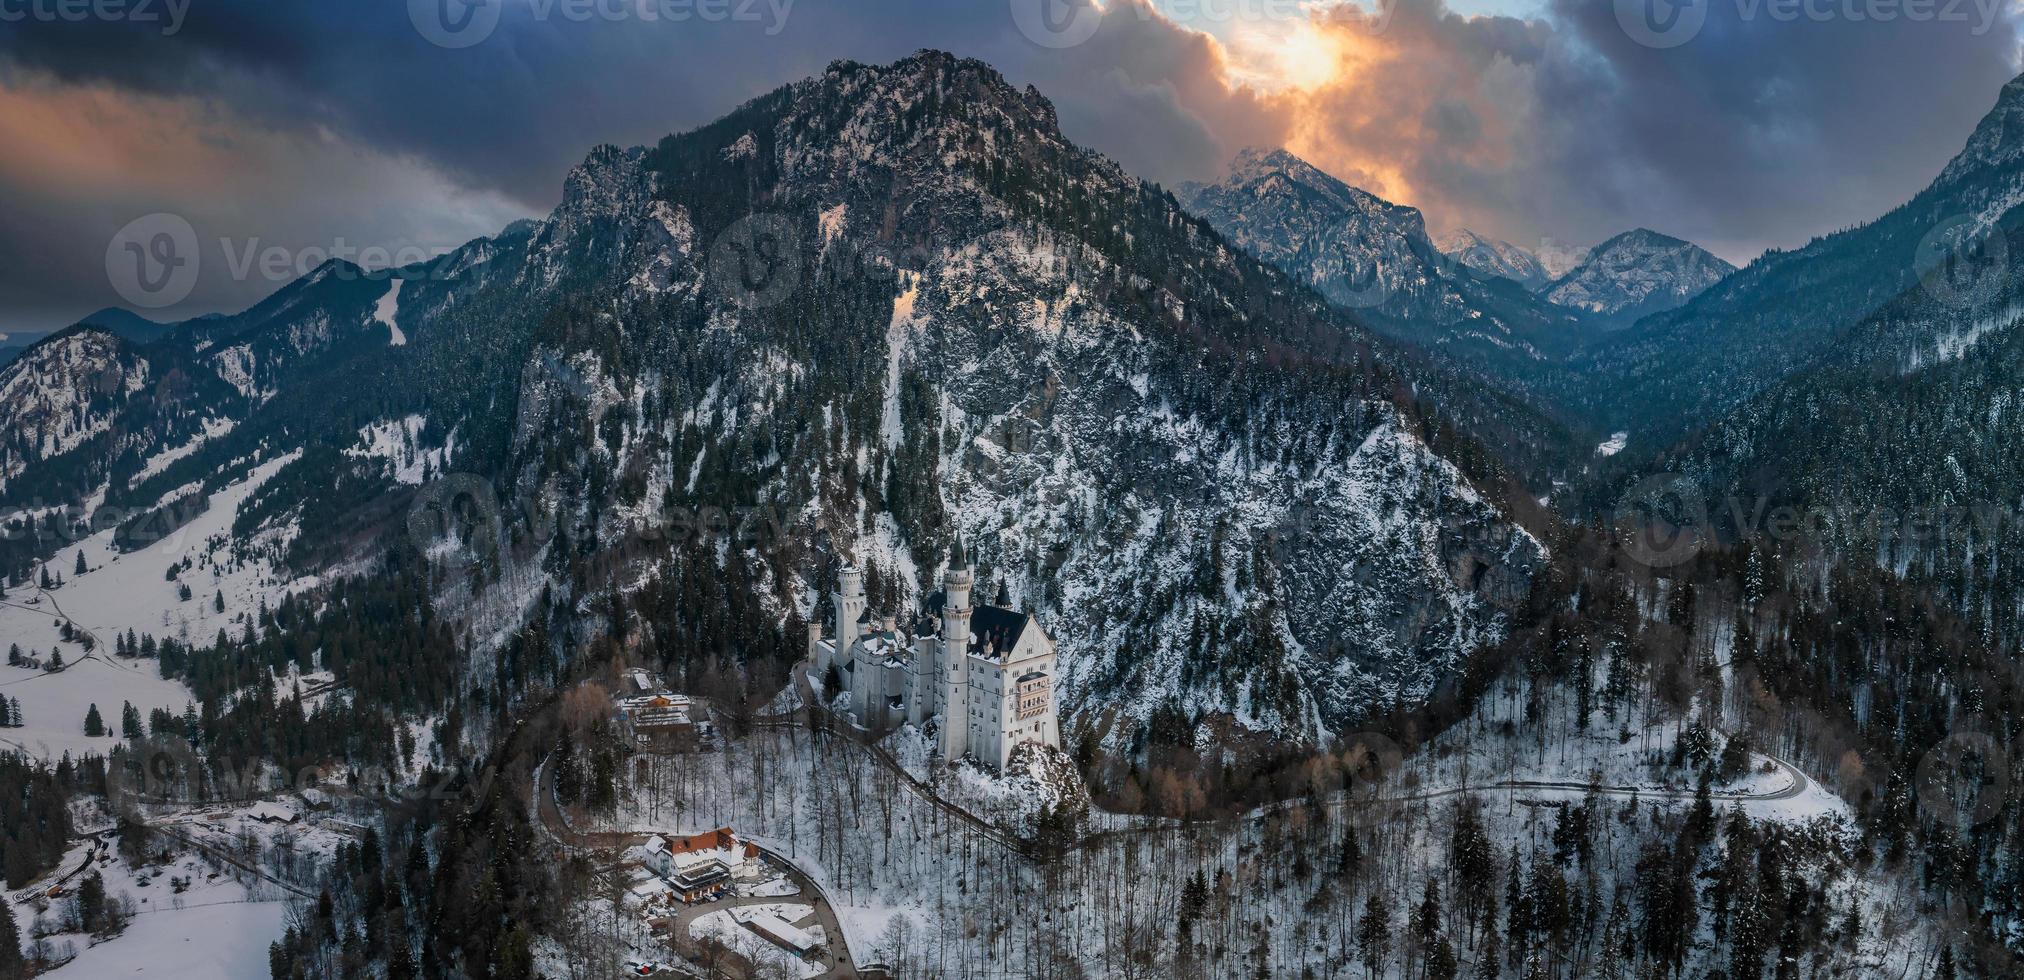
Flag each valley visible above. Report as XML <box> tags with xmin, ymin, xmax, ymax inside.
<box><xmin>1</xmin><ymin>36</ymin><xmax>2022</xmax><ymax>980</ymax></box>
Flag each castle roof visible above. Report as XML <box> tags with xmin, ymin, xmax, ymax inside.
<box><xmin>970</xmin><ymin>605</ymin><xmax>1032</xmax><ymax>658</ymax></box>
<box><xmin>949</xmin><ymin>537</ymin><xmax>968</xmax><ymax>571</ymax></box>
<box><xmin>921</xmin><ymin>591</ymin><xmax>1043</xmax><ymax>660</ymax></box>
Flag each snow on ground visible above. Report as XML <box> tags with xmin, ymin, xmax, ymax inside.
<box><xmin>135</xmin><ymin>418</ymin><xmax>237</xmax><ymax>483</ymax></box>
<box><xmin>740</xmin><ymin>876</ymin><xmax>800</xmax><ymax>898</ymax></box>
<box><xmin>580</xmin><ymin>727</ymin><xmax>1032</xmax><ymax>972</ymax></box>
<box><xmin>0</xmin><ymin>656</ymin><xmax>194</xmax><ymax>762</ymax></box>
<box><xmin>374</xmin><ymin>277</ymin><xmax>406</xmax><ymax>346</ymax></box>
<box><xmin>0</xmin><ymin>452</ymin><xmax>320</xmax><ymax>762</ymax></box>
<box><xmin>40</xmin><ymin>899</ymin><xmax>287</xmax><ymax>978</ymax></box>
<box><xmin>576</xmin><ymin>648</ymin><xmax>1940</xmax><ymax>977</ymax></box>
<box><xmin>1596</xmin><ymin>430</ymin><xmax>1628</xmax><ymax>456</ymax></box>
<box><xmin>690</xmin><ymin>904</ymin><xmax>823</xmax><ymax>979</ymax></box>
<box><xmin>10</xmin><ymin>811</ymin><xmax>321</xmax><ymax>978</ymax></box>
<box><xmin>2</xmin><ymin>451</ymin><xmax>315</xmax><ymax>650</ymax></box>
<box><xmin>348</xmin><ymin>415</ymin><xmax>454</xmax><ymax>485</ymax></box>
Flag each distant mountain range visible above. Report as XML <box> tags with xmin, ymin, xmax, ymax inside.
<box><xmin>1178</xmin><ymin>148</ymin><xmax>1594</xmax><ymax>388</ymax></box>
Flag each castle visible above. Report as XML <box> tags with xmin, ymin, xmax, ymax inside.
<box><xmin>807</xmin><ymin>541</ymin><xmax>1060</xmax><ymax>770</ymax></box>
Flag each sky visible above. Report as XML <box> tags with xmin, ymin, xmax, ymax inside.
<box><xmin>0</xmin><ymin>0</ymin><xmax>2019</xmax><ymax>332</ymax></box>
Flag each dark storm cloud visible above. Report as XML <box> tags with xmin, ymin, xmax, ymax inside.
<box><xmin>0</xmin><ymin>0</ymin><xmax>2018</xmax><ymax>329</ymax></box>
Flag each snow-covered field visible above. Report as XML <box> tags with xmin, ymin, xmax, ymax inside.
<box><xmin>8</xmin><ymin>802</ymin><xmax>332</xmax><ymax>979</ymax></box>
<box><xmin>2</xmin><ymin>451</ymin><xmax>314</xmax><ymax>652</ymax></box>
<box><xmin>0</xmin><ymin>656</ymin><xmax>193</xmax><ymax>762</ymax></box>
<box><xmin>0</xmin><ymin>452</ymin><xmax>323</xmax><ymax>762</ymax></box>
<box><xmin>40</xmin><ymin>897</ymin><xmax>287</xmax><ymax>978</ymax></box>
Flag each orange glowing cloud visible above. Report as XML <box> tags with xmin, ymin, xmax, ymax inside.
<box><xmin>1190</xmin><ymin>1</ymin><xmax>1544</xmax><ymax>238</ymax></box>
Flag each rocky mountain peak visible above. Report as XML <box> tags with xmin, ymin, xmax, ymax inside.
<box><xmin>1542</xmin><ymin>227</ymin><xmax>1734</xmax><ymax>323</ymax></box>
<box><xmin>1436</xmin><ymin>229</ymin><xmax>1549</xmax><ymax>289</ymax></box>
<box><xmin>1936</xmin><ymin>69</ymin><xmax>2024</xmax><ymax>188</ymax></box>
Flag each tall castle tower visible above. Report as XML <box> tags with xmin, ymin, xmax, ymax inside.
<box><xmin>940</xmin><ymin>539</ymin><xmax>973</xmax><ymax>763</ymax></box>
<box><xmin>833</xmin><ymin>563</ymin><xmax>866</xmax><ymax>667</ymax></box>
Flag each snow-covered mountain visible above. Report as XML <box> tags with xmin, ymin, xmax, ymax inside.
<box><xmin>1541</xmin><ymin>228</ymin><xmax>1734</xmax><ymax>323</ymax></box>
<box><xmin>1180</xmin><ymin>148</ymin><xmax>1445</xmax><ymax>313</ymax></box>
<box><xmin>0</xmin><ymin>53</ymin><xmax>1549</xmax><ymax>744</ymax></box>
<box><xmin>1641</xmin><ymin>70</ymin><xmax>2024</xmax><ymax>647</ymax></box>
<box><xmin>0</xmin><ymin>327</ymin><xmax>150</xmax><ymax>487</ymax></box>
<box><xmin>1179</xmin><ymin>148</ymin><xmax>1593</xmax><ymax>383</ymax></box>
<box><xmin>1437</xmin><ymin>229</ymin><xmax>1549</xmax><ymax>289</ymax></box>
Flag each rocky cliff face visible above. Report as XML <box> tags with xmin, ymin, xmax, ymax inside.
<box><xmin>0</xmin><ymin>52</ymin><xmax>1546</xmax><ymax>745</ymax></box>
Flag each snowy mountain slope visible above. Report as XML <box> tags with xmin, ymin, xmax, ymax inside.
<box><xmin>1180</xmin><ymin>148</ymin><xmax>1443</xmax><ymax>314</ymax></box>
<box><xmin>0</xmin><ymin>53</ymin><xmax>1550</xmax><ymax>747</ymax></box>
<box><xmin>479</xmin><ymin>57</ymin><xmax>1550</xmax><ymax>740</ymax></box>
<box><xmin>0</xmin><ymin>327</ymin><xmax>149</xmax><ymax>487</ymax></box>
<box><xmin>1437</xmin><ymin>228</ymin><xmax>1549</xmax><ymax>289</ymax></box>
<box><xmin>1541</xmin><ymin>228</ymin><xmax>1734</xmax><ymax>323</ymax></box>
<box><xmin>1177</xmin><ymin>148</ymin><xmax>1597</xmax><ymax>399</ymax></box>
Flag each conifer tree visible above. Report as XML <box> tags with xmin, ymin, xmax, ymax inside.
<box><xmin>1357</xmin><ymin>891</ymin><xmax>1392</xmax><ymax>978</ymax></box>
<box><xmin>0</xmin><ymin>899</ymin><xmax>22</xmax><ymax>980</ymax></box>
<box><xmin>84</xmin><ymin>702</ymin><xmax>104</xmax><ymax>737</ymax></box>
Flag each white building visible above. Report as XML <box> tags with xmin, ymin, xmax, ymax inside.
<box><xmin>809</xmin><ymin>541</ymin><xmax>1061</xmax><ymax>770</ymax></box>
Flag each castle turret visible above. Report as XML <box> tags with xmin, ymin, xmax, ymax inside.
<box><xmin>940</xmin><ymin>539</ymin><xmax>974</xmax><ymax>763</ymax></box>
<box><xmin>833</xmin><ymin>563</ymin><xmax>866</xmax><ymax>666</ymax></box>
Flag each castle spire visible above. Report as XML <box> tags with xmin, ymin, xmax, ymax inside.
<box><xmin>950</xmin><ymin>535</ymin><xmax>968</xmax><ymax>571</ymax></box>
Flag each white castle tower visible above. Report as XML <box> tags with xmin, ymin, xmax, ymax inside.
<box><xmin>812</xmin><ymin>563</ymin><xmax>867</xmax><ymax>678</ymax></box>
<box><xmin>834</xmin><ymin>564</ymin><xmax>865</xmax><ymax>651</ymax></box>
<box><xmin>939</xmin><ymin>538</ymin><xmax>974</xmax><ymax>764</ymax></box>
